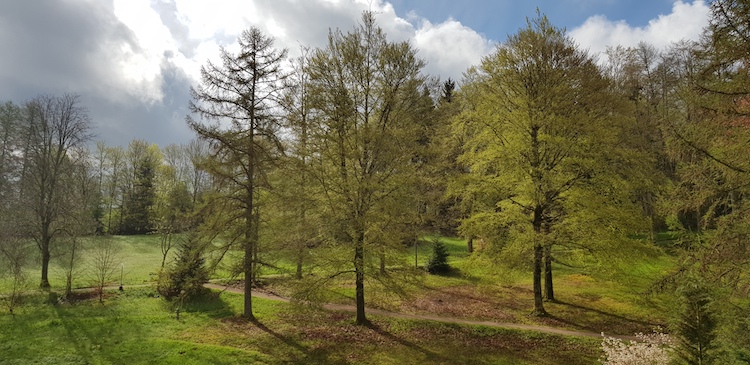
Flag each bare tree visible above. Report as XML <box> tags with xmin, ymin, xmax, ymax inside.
<box><xmin>89</xmin><ymin>236</ymin><xmax>120</xmax><ymax>303</ymax></box>
<box><xmin>19</xmin><ymin>93</ymin><xmax>93</xmax><ymax>289</ymax></box>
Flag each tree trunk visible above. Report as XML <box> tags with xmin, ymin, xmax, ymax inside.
<box><xmin>379</xmin><ymin>252</ymin><xmax>385</xmax><ymax>274</ymax></box>
<box><xmin>543</xmin><ymin>244</ymin><xmax>555</xmax><ymax>302</ymax></box>
<box><xmin>532</xmin><ymin>243</ymin><xmax>546</xmax><ymax>316</ymax></box>
<box><xmin>531</xmin><ymin>204</ymin><xmax>547</xmax><ymax>316</ymax></box>
<box><xmin>296</xmin><ymin>247</ymin><xmax>303</xmax><ymax>280</ymax></box>
<box><xmin>467</xmin><ymin>236</ymin><xmax>474</xmax><ymax>253</ymax></box>
<box><xmin>40</xmin><ymin>237</ymin><xmax>51</xmax><ymax>289</ymax></box>
<box><xmin>354</xmin><ymin>231</ymin><xmax>367</xmax><ymax>325</ymax></box>
<box><xmin>243</xmin><ymin>198</ymin><xmax>255</xmax><ymax>320</ymax></box>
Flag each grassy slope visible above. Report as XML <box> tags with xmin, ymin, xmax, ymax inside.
<box><xmin>0</xmin><ymin>288</ymin><xmax>601</xmax><ymax>365</ymax></box>
<box><xmin>1</xmin><ymin>234</ymin><xmax>678</xmax><ymax>363</ymax></box>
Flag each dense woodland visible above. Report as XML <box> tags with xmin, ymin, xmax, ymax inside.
<box><xmin>2</xmin><ymin>1</ymin><xmax>750</xmax><ymax>363</ymax></box>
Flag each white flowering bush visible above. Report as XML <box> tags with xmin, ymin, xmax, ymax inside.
<box><xmin>600</xmin><ymin>331</ymin><xmax>674</xmax><ymax>365</ymax></box>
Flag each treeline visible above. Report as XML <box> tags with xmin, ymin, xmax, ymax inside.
<box><xmin>1</xmin><ymin>1</ymin><xmax>749</xmax><ymax>360</ymax></box>
<box><xmin>0</xmin><ymin>95</ymin><xmax>212</xmax><ymax>289</ymax></box>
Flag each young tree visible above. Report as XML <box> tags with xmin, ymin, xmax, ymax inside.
<box><xmin>89</xmin><ymin>236</ymin><xmax>120</xmax><ymax>303</ymax></box>
<box><xmin>19</xmin><ymin>93</ymin><xmax>93</xmax><ymax>289</ymax></box>
<box><xmin>187</xmin><ymin>27</ymin><xmax>287</xmax><ymax>320</ymax></box>
<box><xmin>307</xmin><ymin>11</ymin><xmax>427</xmax><ymax>324</ymax></box>
<box><xmin>455</xmin><ymin>15</ymin><xmax>645</xmax><ymax>315</ymax></box>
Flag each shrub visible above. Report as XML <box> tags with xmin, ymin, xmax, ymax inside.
<box><xmin>157</xmin><ymin>233</ymin><xmax>209</xmax><ymax>301</ymax></box>
<box><xmin>427</xmin><ymin>239</ymin><xmax>450</xmax><ymax>274</ymax></box>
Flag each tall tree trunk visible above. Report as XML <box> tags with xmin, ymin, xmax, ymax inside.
<box><xmin>532</xmin><ymin>243</ymin><xmax>546</xmax><ymax>316</ymax></box>
<box><xmin>296</xmin><ymin>250</ymin><xmax>303</xmax><ymax>280</ymax></box>
<box><xmin>543</xmin><ymin>244</ymin><xmax>555</xmax><ymax>302</ymax></box>
<box><xmin>243</xmin><ymin>195</ymin><xmax>255</xmax><ymax>320</ymax></box>
<box><xmin>531</xmin><ymin>205</ymin><xmax>547</xmax><ymax>316</ymax></box>
<box><xmin>40</xmin><ymin>241</ymin><xmax>51</xmax><ymax>289</ymax></box>
<box><xmin>354</xmin><ymin>230</ymin><xmax>367</xmax><ymax>325</ymax></box>
<box><xmin>467</xmin><ymin>236</ymin><xmax>474</xmax><ymax>253</ymax></box>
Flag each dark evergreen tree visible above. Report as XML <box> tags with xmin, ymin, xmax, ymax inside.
<box><xmin>674</xmin><ymin>282</ymin><xmax>718</xmax><ymax>365</ymax></box>
<box><xmin>157</xmin><ymin>233</ymin><xmax>209</xmax><ymax>301</ymax></box>
<box><xmin>427</xmin><ymin>239</ymin><xmax>450</xmax><ymax>274</ymax></box>
<box><xmin>121</xmin><ymin>147</ymin><xmax>157</xmax><ymax>234</ymax></box>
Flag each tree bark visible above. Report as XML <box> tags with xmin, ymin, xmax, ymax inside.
<box><xmin>543</xmin><ymin>244</ymin><xmax>555</xmax><ymax>302</ymax></box>
<box><xmin>531</xmin><ymin>205</ymin><xmax>547</xmax><ymax>316</ymax></box>
<box><xmin>354</xmin><ymin>230</ymin><xmax>367</xmax><ymax>325</ymax></box>
<box><xmin>467</xmin><ymin>236</ymin><xmax>474</xmax><ymax>253</ymax></box>
<box><xmin>40</xmin><ymin>239</ymin><xmax>51</xmax><ymax>289</ymax></box>
<box><xmin>243</xmin><ymin>193</ymin><xmax>255</xmax><ymax>320</ymax></box>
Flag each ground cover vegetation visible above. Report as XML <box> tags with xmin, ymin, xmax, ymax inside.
<box><xmin>2</xmin><ymin>2</ymin><xmax>750</xmax><ymax>363</ymax></box>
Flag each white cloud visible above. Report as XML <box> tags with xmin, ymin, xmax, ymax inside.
<box><xmin>413</xmin><ymin>19</ymin><xmax>495</xmax><ymax>81</ymax></box>
<box><xmin>570</xmin><ymin>0</ymin><xmax>710</xmax><ymax>58</ymax></box>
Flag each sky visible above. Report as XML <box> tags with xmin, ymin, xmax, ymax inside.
<box><xmin>0</xmin><ymin>0</ymin><xmax>711</xmax><ymax>148</ymax></box>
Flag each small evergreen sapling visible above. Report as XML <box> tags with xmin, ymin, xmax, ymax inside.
<box><xmin>157</xmin><ymin>233</ymin><xmax>209</xmax><ymax>301</ymax></box>
<box><xmin>427</xmin><ymin>239</ymin><xmax>450</xmax><ymax>274</ymax></box>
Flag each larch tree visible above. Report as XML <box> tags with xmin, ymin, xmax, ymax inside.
<box><xmin>455</xmin><ymin>15</ymin><xmax>645</xmax><ymax>315</ymax></box>
<box><xmin>278</xmin><ymin>48</ymin><xmax>321</xmax><ymax>280</ymax></box>
<box><xmin>187</xmin><ymin>27</ymin><xmax>287</xmax><ymax>320</ymax></box>
<box><xmin>19</xmin><ymin>93</ymin><xmax>92</xmax><ymax>289</ymax></box>
<box><xmin>307</xmin><ymin>11</ymin><xmax>426</xmax><ymax>325</ymax></box>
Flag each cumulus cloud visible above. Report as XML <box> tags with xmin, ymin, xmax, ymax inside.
<box><xmin>570</xmin><ymin>0</ymin><xmax>710</xmax><ymax>58</ymax></box>
<box><xmin>0</xmin><ymin>0</ymin><xmax>710</xmax><ymax>148</ymax></box>
<box><xmin>413</xmin><ymin>19</ymin><xmax>495</xmax><ymax>81</ymax></box>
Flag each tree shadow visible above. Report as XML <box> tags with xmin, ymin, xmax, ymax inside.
<box><xmin>252</xmin><ymin>319</ymin><xmax>310</xmax><ymax>356</ymax></box>
<box><xmin>550</xmin><ymin>300</ymin><xmax>661</xmax><ymax>333</ymax></box>
<box><xmin>365</xmin><ymin>322</ymin><xmax>451</xmax><ymax>363</ymax></box>
<box><xmin>182</xmin><ymin>290</ymin><xmax>234</xmax><ymax>318</ymax></box>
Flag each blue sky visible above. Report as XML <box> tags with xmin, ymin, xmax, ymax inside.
<box><xmin>390</xmin><ymin>0</ymin><xmax>678</xmax><ymax>39</ymax></box>
<box><xmin>0</xmin><ymin>0</ymin><xmax>711</xmax><ymax>147</ymax></box>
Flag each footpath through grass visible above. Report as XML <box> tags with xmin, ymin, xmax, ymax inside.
<box><xmin>0</xmin><ymin>287</ymin><xmax>602</xmax><ymax>365</ymax></box>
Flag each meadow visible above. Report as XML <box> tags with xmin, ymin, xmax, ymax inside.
<box><xmin>0</xmin><ymin>234</ymin><xmax>678</xmax><ymax>364</ymax></box>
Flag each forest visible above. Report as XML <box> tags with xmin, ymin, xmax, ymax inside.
<box><xmin>1</xmin><ymin>1</ymin><xmax>749</xmax><ymax>364</ymax></box>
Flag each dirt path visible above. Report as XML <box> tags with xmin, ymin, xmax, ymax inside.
<box><xmin>203</xmin><ymin>283</ymin><xmax>636</xmax><ymax>341</ymax></box>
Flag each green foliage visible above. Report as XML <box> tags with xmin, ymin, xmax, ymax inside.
<box><xmin>121</xmin><ymin>140</ymin><xmax>161</xmax><ymax>235</ymax></box>
<box><xmin>426</xmin><ymin>239</ymin><xmax>450</xmax><ymax>274</ymax></box>
<box><xmin>157</xmin><ymin>233</ymin><xmax>209</xmax><ymax>301</ymax></box>
<box><xmin>673</xmin><ymin>280</ymin><xmax>718</xmax><ymax>365</ymax></box>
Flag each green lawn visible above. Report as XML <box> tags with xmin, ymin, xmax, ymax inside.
<box><xmin>0</xmin><ymin>287</ymin><xmax>602</xmax><ymax>364</ymax></box>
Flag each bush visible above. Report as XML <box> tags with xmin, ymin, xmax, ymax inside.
<box><xmin>157</xmin><ymin>233</ymin><xmax>209</xmax><ymax>301</ymax></box>
<box><xmin>427</xmin><ymin>239</ymin><xmax>450</xmax><ymax>274</ymax></box>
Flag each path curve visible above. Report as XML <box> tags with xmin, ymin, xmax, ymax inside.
<box><xmin>203</xmin><ymin>283</ymin><xmax>637</xmax><ymax>341</ymax></box>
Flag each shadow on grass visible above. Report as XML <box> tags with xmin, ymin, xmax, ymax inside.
<box><xmin>183</xmin><ymin>290</ymin><xmax>234</xmax><ymax>318</ymax></box>
<box><xmin>253</xmin><ymin>319</ymin><xmax>310</xmax><ymax>355</ymax></box>
<box><xmin>549</xmin><ymin>300</ymin><xmax>661</xmax><ymax>333</ymax></box>
<box><xmin>52</xmin><ymin>298</ymin><xmax>135</xmax><ymax>364</ymax></box>
<box><xmin>366</xmin><ymin>322</ymin><xmax>452</xmax><ymax>363</ymax></box>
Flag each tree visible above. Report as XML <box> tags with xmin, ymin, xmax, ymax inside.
<box><xmin>157</xmin><ymin>233</ymin><xmax>209</xmax><ymax>301</ymax></box>
<box><xmin>187</xmin><ymin>27</ymin><xmax>287</xmax><ymax>320</ymax></box>
<box><xmin>89</xmin><ymin>236</ymin><xmax>120</xmax><ymax>303</ymax></box>
<box><xmin>674</xmin><ymin>281</ymin><xmax>718</xmax><ymax>365</ymax></box>
<box><xmin>307</xmin><ymin>11</ymin><xmax>426</xmax><ymax>324</ymax></box>
<box><xmin>0</xmin><ymin>101</ymin><xmax>22</xmax><ymax>204</ymax></box>
<box><xmin>426</xmin><ymin>239</ymin><xmax>450</xmax><ymax>274</ymax></box>
<box><xmin>454</xmin><ymin>14</ymin><xmax>645</xmax><ymax>315</ymax></box>
<box><xmin>19</xmin><ymin>93</ymin><xmax>92</xmax><ymax>289</ymax></box>
<box><xmin>120</xmin><ymin>140</ymin><xmax>160</xmax><ymax>235</ymax></box>
<box><xmin>275</xmin><ymin>48</ymin><xmax>318</xmax><ymax>279</ymax></box>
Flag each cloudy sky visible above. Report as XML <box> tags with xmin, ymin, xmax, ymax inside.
<box><xmin>0</xmin><ymin>0</ymin><xmax>711</xmax><ymax>147</ymax></box>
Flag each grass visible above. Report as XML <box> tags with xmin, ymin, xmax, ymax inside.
<box><xmin>1</xmin><ymin>233</ymin><xmax>679</xmax><ymax>363</ymax></box>
<box><xmin>0</xmin><ymin>287</ymin><xmax>603</xmax><ymax>364</ymax></box>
